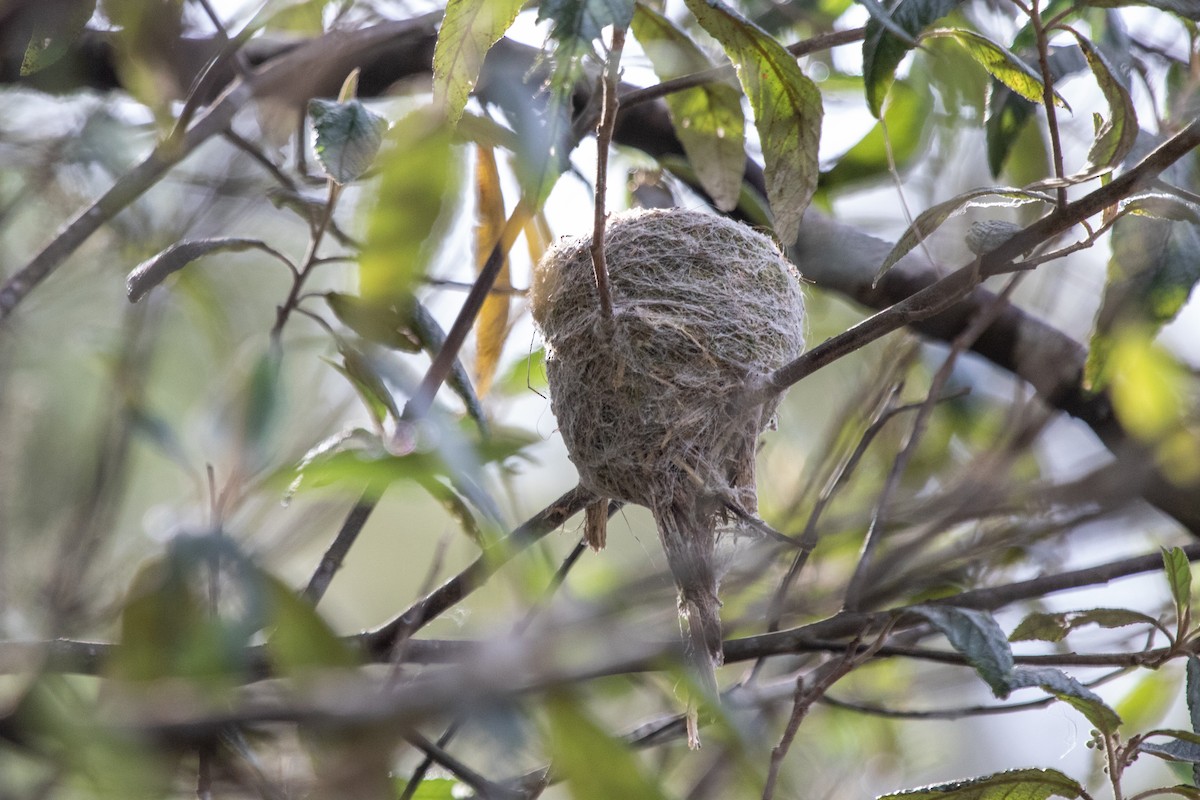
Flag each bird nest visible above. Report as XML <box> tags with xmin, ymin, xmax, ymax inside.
<box><xmin>530</xmin><ymin>207</ymin><xmax>804</xmax><ymax>711</ymax></box>
<box><xmin>531</xmin><ymin>207</ymin><xmax>805</xmax><ymax>516</ymax></box>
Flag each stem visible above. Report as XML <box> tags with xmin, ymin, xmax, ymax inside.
<box><xmin>1030</xmin><ymin>0</ymin><xmax>1068</xmax><ymax>208</ymax></box>
<box><xmin>403</xmin><ymin>201</ymin><xmax>529</xmax><ymax>421</ymax></box>
<box><xmin>589</xmin><ymin>26</ymin><xmax>627</xmax><ymax>320</ymax></box>
<box><xmin>270</xmin><ymin>180</ymin><xmax>340</xmax><ymax>346</ymax></box>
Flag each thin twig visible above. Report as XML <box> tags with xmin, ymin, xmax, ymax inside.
<box><xmin>762</xmin><ymin>623</ymin><xmax>891</xmax><ymax>800</ymax></box>
<box><xmin>403</xmin><ymin>201</ymin><xmax>529</xmax><ymax>421</ymax></box>
<box><xmin>302</xmin><ymin>490</ymin><xmax>379</xmax><ymax>605</ymax></box>
<box><xmin>763</xmin><ymin>117</ymin><xmax>1200</xmax><ymax>401</ymax></box>
<box><xmin>843</xmin><ymin>273</ymin><xmax>1024</xmax><ymax>611</ymax></box>
<box><xmin>403</xmin><ymin>731</ymin><xmax>517</xmax><ymax>799</ymax></box>
<box><xmin>363</xmin><ymin>484</ymin><xmax>599</xmax><ymax>655</ymax></box>
<box><xmin>819</xmin><ymin>666</ymin><xmax>1129</xmax><ymax>719</ymax></box>
<box><xmin>589</xmin><ymin>26</ymin><xmax>627</xmax><ymax>320</ymax></box>
<box><xmin>1030</xmin><ymin>0</ymin><xmax>1069</xmax><ymax>208</ymax></box>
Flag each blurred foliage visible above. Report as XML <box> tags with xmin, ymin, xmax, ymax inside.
<box><xmin>0</xmin><ymin>0</ymin><xmax>1199</xmax><ymax>797</ymax></box>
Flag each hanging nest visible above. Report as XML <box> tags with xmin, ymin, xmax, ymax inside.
<box><xmin>530</xmin><ymin>207</ymin><xmax>805</xmax><ymax>724</ymax></box>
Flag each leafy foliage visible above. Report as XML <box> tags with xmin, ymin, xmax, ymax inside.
<box><xmin>682</xmin><ymin>0</ymin><xmax>822</xmax><ymax>242</ymax></box>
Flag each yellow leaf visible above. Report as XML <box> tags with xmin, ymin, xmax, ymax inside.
<box><xmin>524</xmin><ymin>208</ymin><xmax>553</xmax><ymax>269</ymax></box>
<box><xmin>473</xmin><ymin>145</ymin><xmax>510</xmax><ymax>397</ymax></box>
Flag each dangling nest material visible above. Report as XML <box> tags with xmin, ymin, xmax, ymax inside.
<box><xmin>531</xmin><ymin>207</ymin><xmax>805</xmax><ymax>708</ymax></box>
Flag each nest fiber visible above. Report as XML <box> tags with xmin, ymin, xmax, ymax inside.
<box><xmin>531</xmin><ymin>207</ymin><xmax>805</xmax><ymax>678</ymax></box>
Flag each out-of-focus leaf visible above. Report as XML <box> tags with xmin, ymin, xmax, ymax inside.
<box><xmin>360</xmin><ymin>108</ymin><xmax>460</xmax><ymax>308</ymax></box>
<box><xmin>546</xmin><ymin>694</ymin><xmax>669</xmax><ymax>800</ymax></box>
<box><xmin>659</xmin><ymin>155</ymin><xmax>773</xmax><ymax>228</ymax></box>
<box><xmin>524</xmin><ymin>0</ymin><xmax>635</xmax><ymax>203</ymax></box>
<box><xmin>240</xmin><ymin>350</ymin><xmax>283</xmax><ymax>470</ymax></box>
<box><xmin>1103</xmin><ymin>331</ymin><xmax>1185</xmax><ymax>440</ymax></box>
<box><xmin>127</xmin><ymin>239</ymin><xmax>291</xmax><ymax>302</ymax></box>
<box><xmin>498</xmin><ymin>347</ymin><xmax>549</xmax><ymax>396</ymax></box>
<box><xmin>876</xmin><ymin>768</ymin><xmax>1084</xmax><ymax>800</ymax></box>
<box><xmin>919</xmin><ymin>28</ymin><xmax>1065</xmax><ymax>107</ymax></box>
<box><xmin>263</xmin><ymin>572</ymin><xmax>358</xmax><ymax>674</ymax></box>
<box><xmin>1165</xmin><ymin>546</ymin><xmax>1193</xmax><ymax>615</ymax></box>
<box><xmin>1009</xmin><ymin>608</ymin><xmax>1161</xmax><ymax>642</ymax></box>
<box><xmin>909</xmin><ymin>606</ymin><xmax>1013</xmax><ymax>697</ymax></box>
<box><xmin>631</xmin><ymin>3</ymin><xmax>746</xmax><ymax>210</ymax></box>
<box><xmin>1085</xmin><ymin>173</ymin><xmax>1200</xmax><ymax>390</ymax></box>
<box><xmin>1084</xmin><ymin>0</ymin><xmax>1200</xmax><ymax>18</ymax></box>
<box><xmin>410</xmin><ymin>300</ymin><xmax>489</xmax><ymax>435</ymax></box>
<box><xmin>525</xmin><ymin>209</ymin><xmax>553</xmax><ymax>269</ymax></box>
<box><xmin>474</xmin><ymin>145</ymin><xmax>511</xmax><ymax>398</ymax></box>
<box><xmin>330</xmin><ymin>340</ymin><xmax>401</xmax><ymax>428</ymax></box>
<box><xmin>1117</xmin><ymin>669</ymin><xmax>1179</xmax><ymax>732</ymax></box>
<box><xmin>309</xmin><ymin>98</ymin><xmax>389</xmax><ymax>184</ymax></box>
<box><xmin>111</xmin><ymin>538</ymin><xmax>262</xmax><ymax>687</ymax></box>
<box><xmin>285</xmin><ymin>428</ymin><xmax>388</xmax><ymax>499</ymax></box>
<box><xmin>1070</xmin><ymin>32</ymin><xmax>1137</xmax><ymax>178</ymax></box>
<box><xmin>861</xmin><ymin>0</ymin><xmax>962</xmax><ymax>117</ymax></box>
<box><xmin>20</xmin><ymin>0</ymin><xmax>96</xmax><ymax>75</ymax></box>
<box><xmin>683</xmin><ymin>0</ymin><xmax>821</xmax><ymax>244</ymax></box>
<box><xmin>877</xmin><ymin>187</ymin><xmax>1053</xmax><ymax>280</ymax></box>
<box><xmin>821</xmin><ymin>80</ymin><xmax>930</xmax><ymax>192</ymax></box>
<box><xmin>432</xmin><ymin>0</ymin><xmax>526</xmax><ymax>125</ymax></box>
<box><xmin>1009</xmin><ymin>667</ymin><xmax>1121</xmax><ymax>733</ymax></box>
<box><xmin>325</xmin><ymin>292</ymin><xmax>423</xmax><ymax>352</ymax></box>
<box><xmin>405</xmin><ymin>777</ymin><xmax>460</xmax><ymax>799</ymax></box>
<box><xmin>255</xmin><ymin>0</ymin><xmax>327</xmax><ymax>34</ymax></box>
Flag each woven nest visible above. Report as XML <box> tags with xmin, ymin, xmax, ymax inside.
<box><xmin>530</xmin><ymin>207</ymin><xmax>805</xmax><ymax>694</ymax></box>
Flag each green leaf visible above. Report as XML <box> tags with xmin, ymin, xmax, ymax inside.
<box><xmin>659</xmin><ymin>154</ymin><xmax>773</xmax><ymax>227</ymax></box>
<box><xmin>240</xmin><ymin>350</ymin><xmax>283</xmax><ymax>468</ymax></box>
<box><xmin>682</xmin><ymin>0</ymin><xmax>822</xmax><ymax>243</ymax></box>
<box><xmin>331</xmin><ymin>340</ymin><xmax>401</xmax><ymax>427</ymax></box>
<box><xmin>910</xmin><ymin>606</ymin><xmax>1014</xmax><ymax>697</ymax></box>
<box><xmin>522</xmin><ymin>0</ymin><xmax>635</xmax><ymax>203</ymax></box>
<box><xmin>631</xmin><ymin>3</ymin><xmax>746</xmax><ymax>211</ymax></box>
<box><xmin>1009</xmin><ymin>667</ymin><xmax>1121</xmax><ymax>734</ymax></box>
<box><xmin>20</xmin><ymin>0</ymin><xmax>97</xmax><ymax>75</ymax></box>
<box><xmin>546</xmin><ymin>694</ymin><xmax>669</xmax><ymax>800</ymax></box>
<box><xmin>1070</xmin><ymin>32</ymin><xmax>1138</xmax><ymax>178</ymax></box>
<box><xmin>877</xmin><ymin>768</ymin><xmax>1084</xmax><ymax>800</ymax></box>
<box><xmin>360</xmin><ymin>108</ymin><xmax>460</xmax><ymax>308</ymax></box>
<box><xmin>432</xmin><ymin>0</ymin><xmax>526</xmax><ymax>125</ymax></box>
<box><xmin>821</xmin><ymin>80</ymin><xmax>931</xmax><ymax>191</ymax></box>
<box><xmin>263</xmin><ymin>573</ymin><xmax>358</xmax><ymax>674</ymax></box>
<box><xmin>1165</xmin><ymin>546</ymin><xmax>1193</xmax><ymax>615</ymax></box>
<box><xmin>126</xmin><ymin>238</ymin><xmax>292</xmax><ymax>302</ymax></box>
<box><xmin>325</xmin><ymin>293</ymin><xmax>423</xmax><ymax>353</ymax></box>
<box><xmin>877</xmin><ymin>187</ymin><xmax>1052</xmax><ymax>280</ymax></box>
<box><xmin>404</xmin><ymin>778</ymin><xmax>461</xmax><ymax>800</ymax></box>
<box><xmin>1009</xmin><ymin>608</ymin><xmax>1162</xmax><ymax>642</ymax></box>
<box><xmin>1102</xmin><ymin>331</ymin><xmax>1186</xmax><ymax>440</ymax></box>
<box><xmin>1085</xmin><ymin>213</ymin><xmax>1200</xmax><ymax>390</ymax></box>
<box><xmin>308</xmin><ymin>98</ymin><xmax>389</xmax><ymax>184</ymax></box>
<box><xmin>985</xmin><ymin>46</ymin><xmax>1085</xmax><ymax>178</ymax></box>
<box><xmin>919</xmin><ymin>29</ymin><xmax>1065</xmax><ymax>107</ymax></box>
<box><xmin>497</xmin><ymin>346</ymin><xmax>549</xmax><ymax>396</ymax></box>
<box><xmin>1116</xmin><ymin>669</ymin><xmax>1178</xmax><ymax>732</ymax></box>
<box><xmin>862</xmin><ymin>0</ymin><xmax>962</xmax><ymax>117</ymax></box>
<box><xmin>409</xmin><ymin>300</ymin><xmax>489</xmax><ymax>436</ymax></box>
